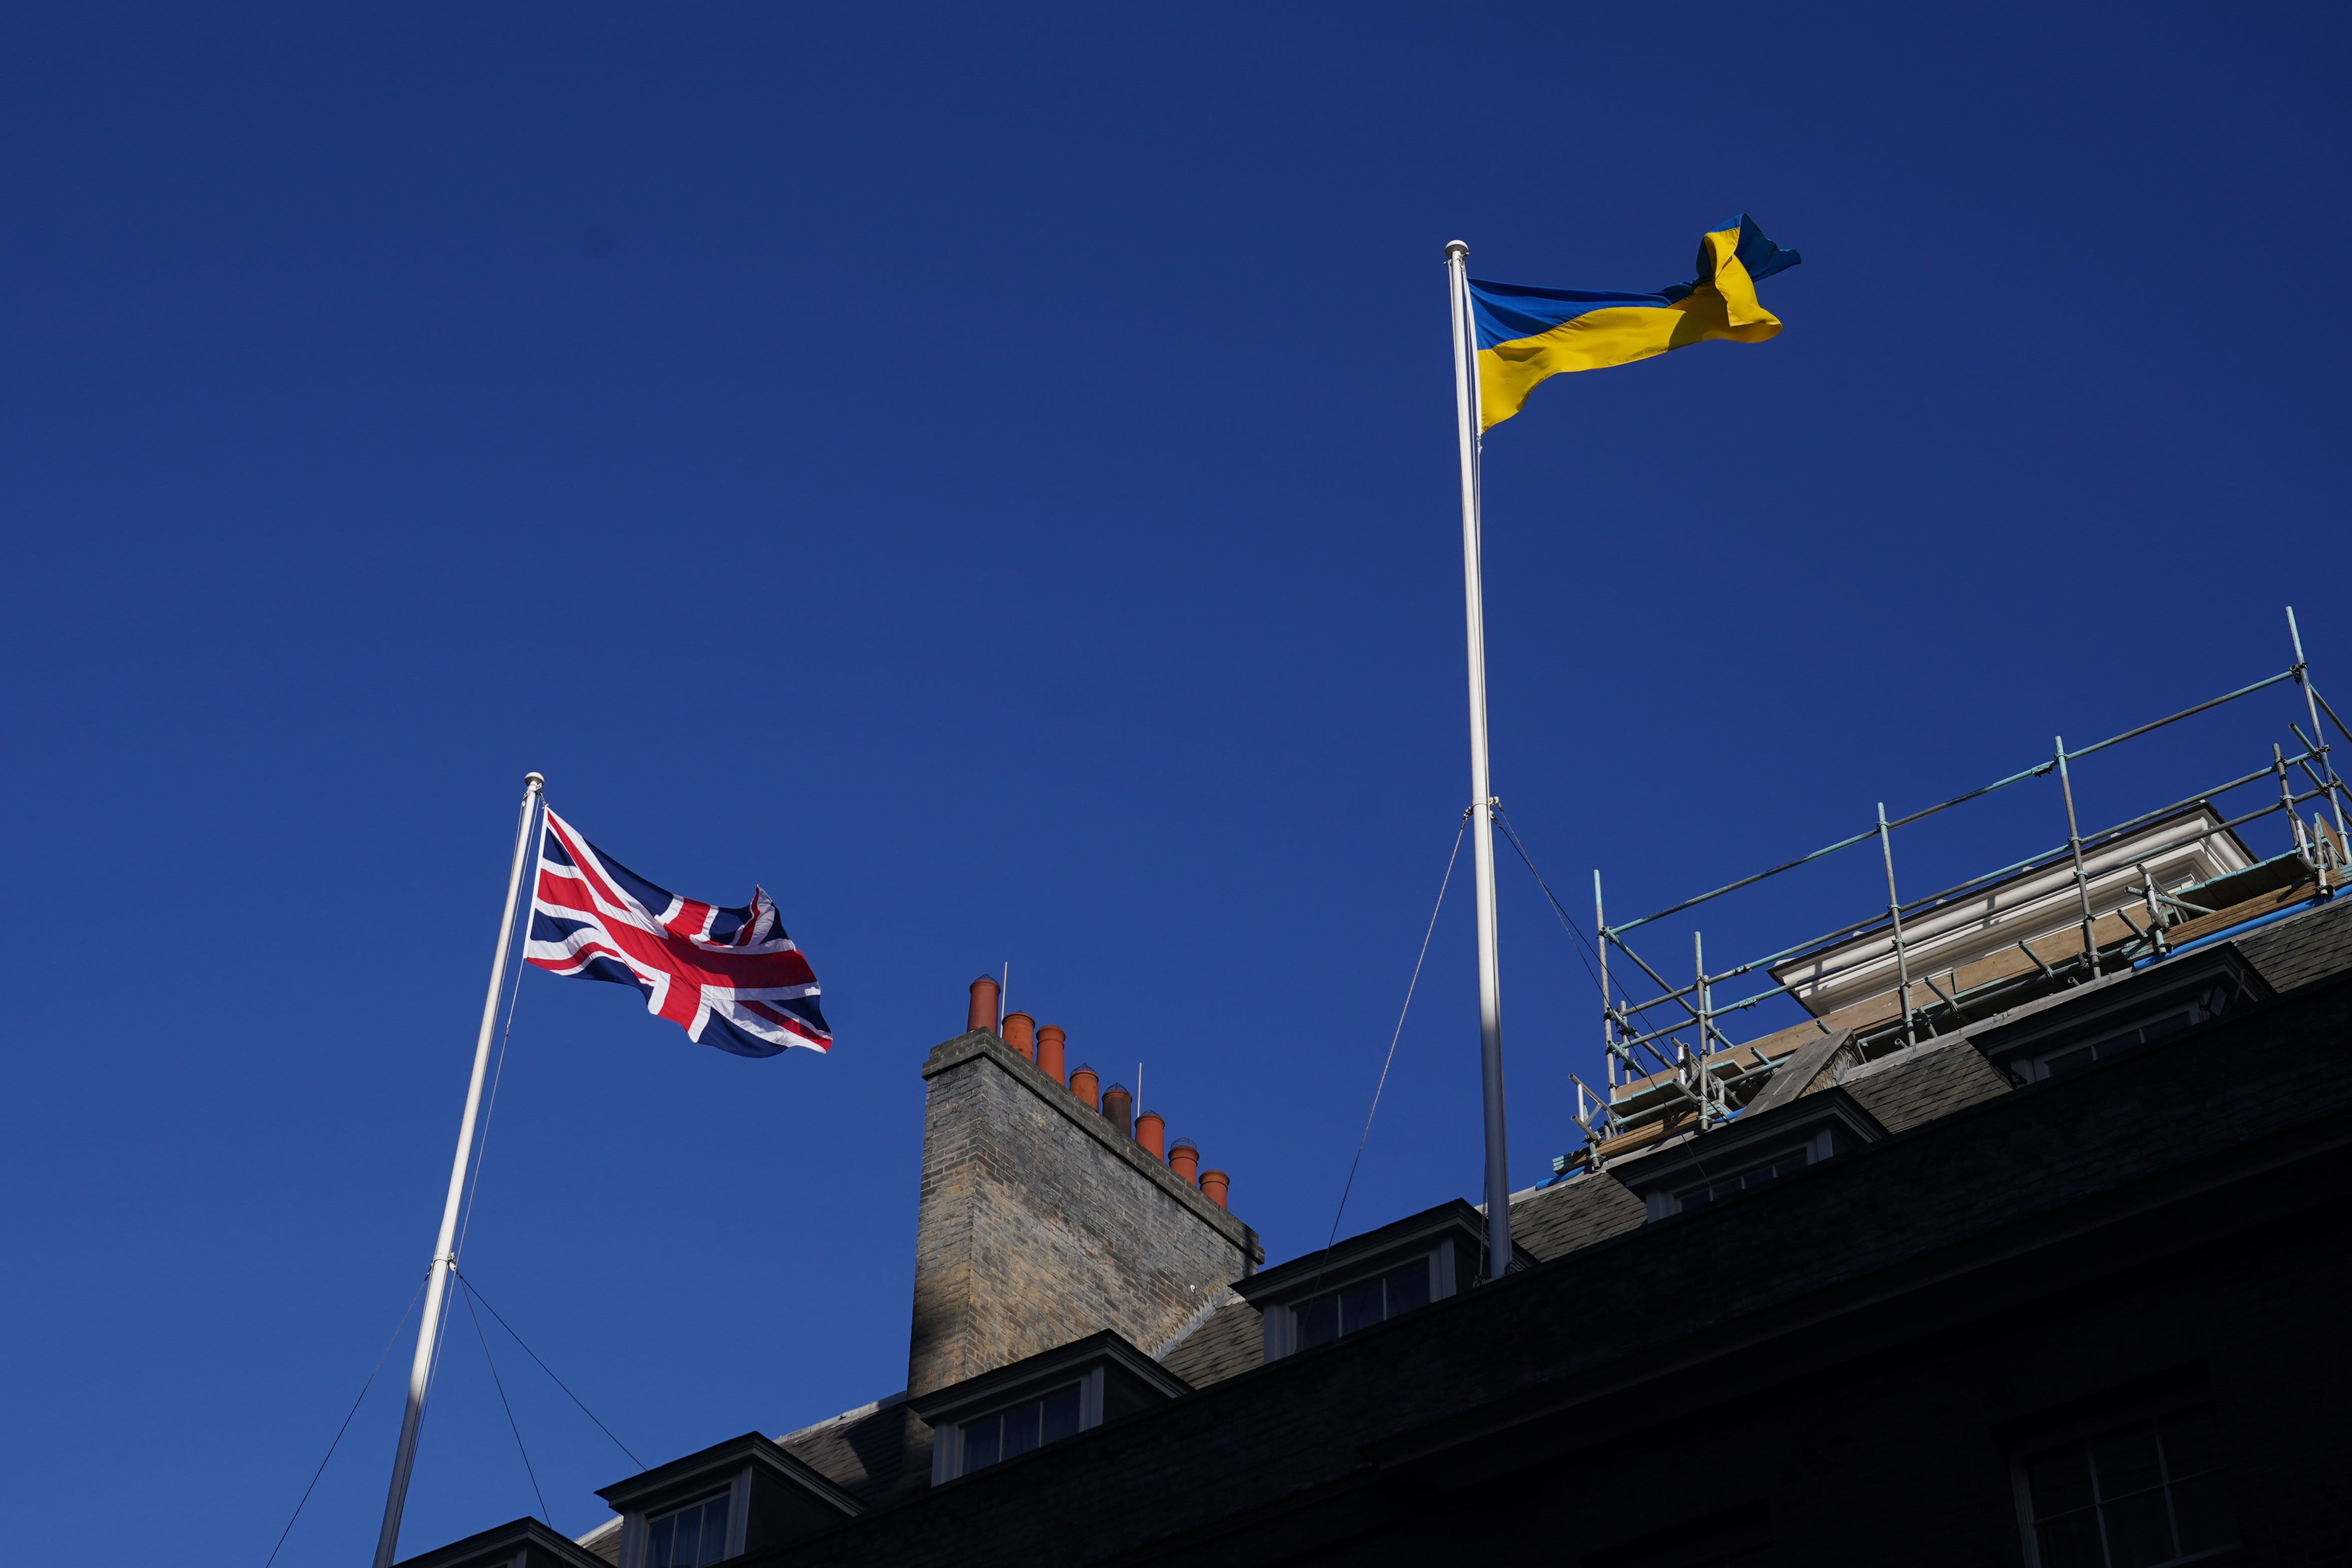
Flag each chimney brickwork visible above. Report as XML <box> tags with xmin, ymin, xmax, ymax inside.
<box><xmin>907</xmin><ymin>1030</ymin><xmax>1260</xmax><ymax>1399</ymax></box>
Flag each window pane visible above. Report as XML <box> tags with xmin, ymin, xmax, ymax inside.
<box><xmin>2168</xmin><ymin>1470</ymin><xmax>2235</xmax><ymax>1554</ymax></box>
<box><xmin>1385</xmin><ymin>1260</ymin><xmax>1430</xmax><ymax>1315</ymax></box>
<box><xmin>1339</xmin><ymin>1277</ymin><xmax>1384</xmax><ymax>1335</ymax></box>
<box><xmin>2028</xmin><ymin>1443</ymin><xmax>2095</xmax><ymax>1518</ymax></box>
<box><xmin>964</xmin><ymin>1413</ymin><xmax>1001</xmax><ymax>1472</ymax></box>
<box><xmin>2091</xmin><ymin>1427</ymin><xmax>2164</xmax><ymax>1501</ymax></box>
<box><xmin>648</xmin><ymin>1515</ymin><xmax>676</xmax><ymax>1568</ymax></box>
<box><xmin>2157</xmin><ymin>1412</ymin><xmax>2221</xmax><ymax>1479</ymax></box>
<box><xmin>1296</xmin><ymin>1293</ymin><xmax>1339</xmax><ymax>1348</ymax></box>
<box><xmin>696</xmin><ymin>1496</ymin><xmax>730</xmax><ymax>1565</ymax></box>
<box><xmin>2043</xmin><ymin>1045</ymin><xmax>2098</xmax><ymax>1077</ymax></box>
<box><xmin>2099</xmin><ymin>1486</ymin><xmax>2174</xmax><ymax>1568</ymax></box>
<box><xmin>2032</xmin><ymin>1509</ymin><xmax>2105</xmax><ymax>1568</ymax></box>
<box><xmin>1003</xmin><ymin>1396</ymin><xmax>1042</xmax><ymax>1458</ymax></box>
<box><xmin>1040</xmin><ymin>1384</ymin><xmax>1080</xmax><ymax>1444</ymax></box>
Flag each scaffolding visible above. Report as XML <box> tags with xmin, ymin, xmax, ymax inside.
<box><xmin>1562</xmin><ymin>609</ymin><xmax>2350</xmax><ymax>1166</ymax></box>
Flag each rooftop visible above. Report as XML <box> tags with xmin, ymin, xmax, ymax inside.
<box><xmin>415</xmin><ymin>630</ymin><xmax>2352</xmax><ymax>1568</ymax></box>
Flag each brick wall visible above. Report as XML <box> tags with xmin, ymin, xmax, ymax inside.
<box><xmin>906</xmin><ymin>1030</ymin><xmax>1262</xmax><ymax>1398</ymax></box>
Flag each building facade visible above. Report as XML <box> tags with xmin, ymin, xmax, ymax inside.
<box><xmin>399</xmin><ymin>828</ymin><xmax>2352</xmax><ymax>1568</ymax></box>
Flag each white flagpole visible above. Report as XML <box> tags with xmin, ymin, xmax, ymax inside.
<box><xmin>373</xmin><ymin>771</ymin><xmax>545</xmax><ymax>1568</ymax></box>
<box><xmin>1445</xmin><ymin>241</ymin><xmax>1512</xmax><ymax>1276</ymax></box>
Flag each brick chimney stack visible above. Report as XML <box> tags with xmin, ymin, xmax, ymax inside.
<box><xmin>907</xmin><ymin>981</ymin><xmax>1260</xmax><ymax>1399</ymax></box>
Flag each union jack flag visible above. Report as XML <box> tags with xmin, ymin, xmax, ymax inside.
<box><xmin>523</xmin><ymin>807</ymin><xmax>831</xmax><ymax>1057</ymax></box>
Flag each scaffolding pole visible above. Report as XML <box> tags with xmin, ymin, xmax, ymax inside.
<box><xmin>2288</xmin><ymin>606</ymin><xmax>2347</xmax><ymax>845</ymax></box>
<box><xmin>1875</xmin><ymin>801</ymin><xmax>1915</xmax><ymax>1048</ymax></box>
<box><xmin>1590</xmin><ymin>870</ymin><xmax>1621</xmax><ymax>1088</ymax></box>
<box><xmin>2054</xmin><ymin>738</ymin><xmax>2100</xmax><ymax>976</ymax></box>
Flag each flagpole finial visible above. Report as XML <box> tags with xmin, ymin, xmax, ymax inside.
<box><xmin>524</xmin><ymin>772</ymin><xmax>544</xmax><ymax>793</ymax></box>
<box><xmin>1445</xmin><ymin>240</ymin><xmax>1468</xmax><ymax>262</ymax></box>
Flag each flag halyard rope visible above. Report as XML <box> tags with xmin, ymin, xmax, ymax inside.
<box><xmin>456</xmin><ymin>809</ymin><xmax>539</xmax><ymax>1266</ymax></box>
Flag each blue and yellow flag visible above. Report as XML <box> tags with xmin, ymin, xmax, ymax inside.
<box><xmin>1469</xmin><ymin>215</ymin><xmax>1801</xmax><ymax>430</ymax></box>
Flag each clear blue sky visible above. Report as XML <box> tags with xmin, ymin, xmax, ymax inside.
<box><xmin>5</xmin><ymin>4</ymin><xmax>2347</xmax><ymax>1562</ymax></box>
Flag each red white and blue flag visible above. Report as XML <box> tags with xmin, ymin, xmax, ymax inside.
<box><xmin>523</xmin><ymin>807</ymin><xmax>831</xmax><ymax>1057</ymax></box>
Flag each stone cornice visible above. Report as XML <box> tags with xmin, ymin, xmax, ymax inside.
<box><xmin>923</xmin><ymin>1029</ymin><xmax>1262</xmax><ymax>1265</ymax></box>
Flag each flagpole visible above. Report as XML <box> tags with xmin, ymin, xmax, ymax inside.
<box><xmin>373</xmin><ymin>771</ymin><xmax>545</xmax><ymax>1568</ymax></box>
<box><xmin>1445</xmin><ymin>241</ymin><xmax>1512</xmax><ymax>1277</ymax></box>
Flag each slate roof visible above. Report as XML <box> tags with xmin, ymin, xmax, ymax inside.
<box><xmin>2233</xmin><ymin>893</ymin><xmax>2352</xmax><ymax>994</ymax></box>
<box><xmin>772</xmin><ymin>1394</ymin><xmax>930</xmax><ymax>1509</ymax></box>
<box><xmin>575</xmin><ymin>1519</ymin><xmax>620</xmax><ymax>1565</ymax></box>
<box><xmin>1506</xmin><ymin>1167</ymin><xmax>1647</xmax><ymax>1260</ymax></box>
<box><xmin>1157</xmin><ymin>1299</ymin><xmax>1263</xmax><ymax>1387</ymax></box>
<box><xmin>1836</xmin><ymin>1037</ymin><xmax>2014</xmax><ymax>1132</ymax></box>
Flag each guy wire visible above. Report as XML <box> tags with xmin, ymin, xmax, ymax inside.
<box><xmin>1310</xmin><ymin>809</ymin><xmax>1471</xmax><ymax>1307</ymax></box>
<box><xmin>259</xmin><ymin>1272</ymin><xmax>430</xmax><ymax>1568</ymax></box>
<box><xmin>464</xmin><ymin>1284</ymin><xmax>552</xmax><ymax>1526</ymax></box>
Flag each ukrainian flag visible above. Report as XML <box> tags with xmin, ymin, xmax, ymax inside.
<box><xmin>1470</xmin><ymin>215</ymin><xmax>1801</xmax><ymax>430</ymax></box>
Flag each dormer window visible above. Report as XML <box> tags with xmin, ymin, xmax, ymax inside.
<box><xmin>388</xmin><ymin>1516</ymin><xmax>624</xmax><ymax>1568</ymax></box>
<box><xmin>646</xmin><ymin>1492</ymin><xmax>730</xmax><ymax>1568</ymax></box>
<box><xmin>1616</xmin><ymin>1089</ymin><xmax>1886</xmax><ymax>1222</ymax></box>
<box><xmin>956</xmin><ymin>1382</ymin><xmax>1082</xmax><ymax>1473</ymax></box>
<box><xmin>914</xmin><ymin>1331</ymin><xmax>1190</xmax><ymax>1485</ymax></box>
<box><xmin>1292</xmin><ymin>1257</ymin><xmax>1433</xmax><ymax>1349</ymax></box>
<box><xmin>594</xmin><ymin>1431</ymin><xmax>862</xmax><ymax>1567</ymax></box>
<box><xmin>1241</xmin><ymin>1199</ymin><xmax>1525</xmax><ymax>1362</ymax></box>
<box><xmin>1972</xmin><ymin>950</ymin><xmax>2272</xmax><ymax>1088</ymax></box>
<box><xmin>2026</xmin><ymin>1008</ymin><xmax>2195</xmax><ymax>1081</ymax></box>
<box><xmin>1671</xmin><ymin>1144</ymin><xmax>1815</xmax><ymax>1211</ymax></box>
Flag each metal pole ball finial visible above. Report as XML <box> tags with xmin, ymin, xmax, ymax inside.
<box><xmin>1445</xmin><ymin>240</ymin><xmax>1468</xmax><ymax>261</ymax></box>
<box><xmin>524</xmin><ymin>772</ymin><xmax>544</xmax><ymax>791</ymax></box>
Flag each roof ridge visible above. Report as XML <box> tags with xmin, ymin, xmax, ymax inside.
<box><xmin>1150</xmin><ymin>1286</ymin><xmax>1242</xmax><ymax>1359</ymax></box>
<box><xmin>774</xmin><ymin>1387</ymin><xmax>909</xmax><ymax>1446</ymax></box>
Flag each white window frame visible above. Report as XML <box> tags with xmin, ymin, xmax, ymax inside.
<box><xmin>929</xmin><ymin>1372</ymin><xmax>1102</xmax><ymax>1483</ymax></box>
<box><xmin>2007</xmin><ymin>1398</ymin><xmax>2237</xmax><ymax>1568</ymax></box>
<box><xmin>2018</xmin><ymin>987</ymin><xmax>2230</xmax><ymax>1083</ymax></box>
<box><xmin>620</xmin><ymin>1469</ymin><xmax>750</xmax><ymax>1568</ymax></box>
<box><xmin>1644</xmin><ymin>1128</ymin><xmax>1837</xmax><ymax>1221</ymax></box>
<box><xmin>1260</xmin><ymin>1242</ymin><xmax>1452</xmax><ymax>1361</ymax></box>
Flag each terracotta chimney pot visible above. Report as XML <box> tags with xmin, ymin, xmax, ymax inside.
<box><xmin>1002</xmin><ymin>1011</ymin><xmax>1036</xmax><ymax>1061</ymax></box>
<box><xmin>1167</xmin><ymin>1138</ymin><xmax>1199</xmax><ymax>1185</ymax></box>
<box><xmin>1199</xmin><ymin>1169</ymin><xmax>1231</xmax><ymax>1209</ymax></box>
<box><xmin>1101</xmin><ymin>1084</ymin><xmax>1133</xmax><ymax>1140</ymax></box>
<box><xmin>1069</xmin><ymin>1064</ymin><xmax>1100</xmax><ymax>1110</ymax></box>
<box><xmin>1135</xmin><ymin>1110</ymin><xmax>1165</xmax><ymax>1160</ymax></box>
<box><xmin>1036</xmin><ymin>1025</ymin><xmax>1066</xmax><ymax>1082</ymax></box>
<box><xmin>966</xmin><ymin>975</ymin><xmax>1001</xmax><ymax>1035</ymax></box>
